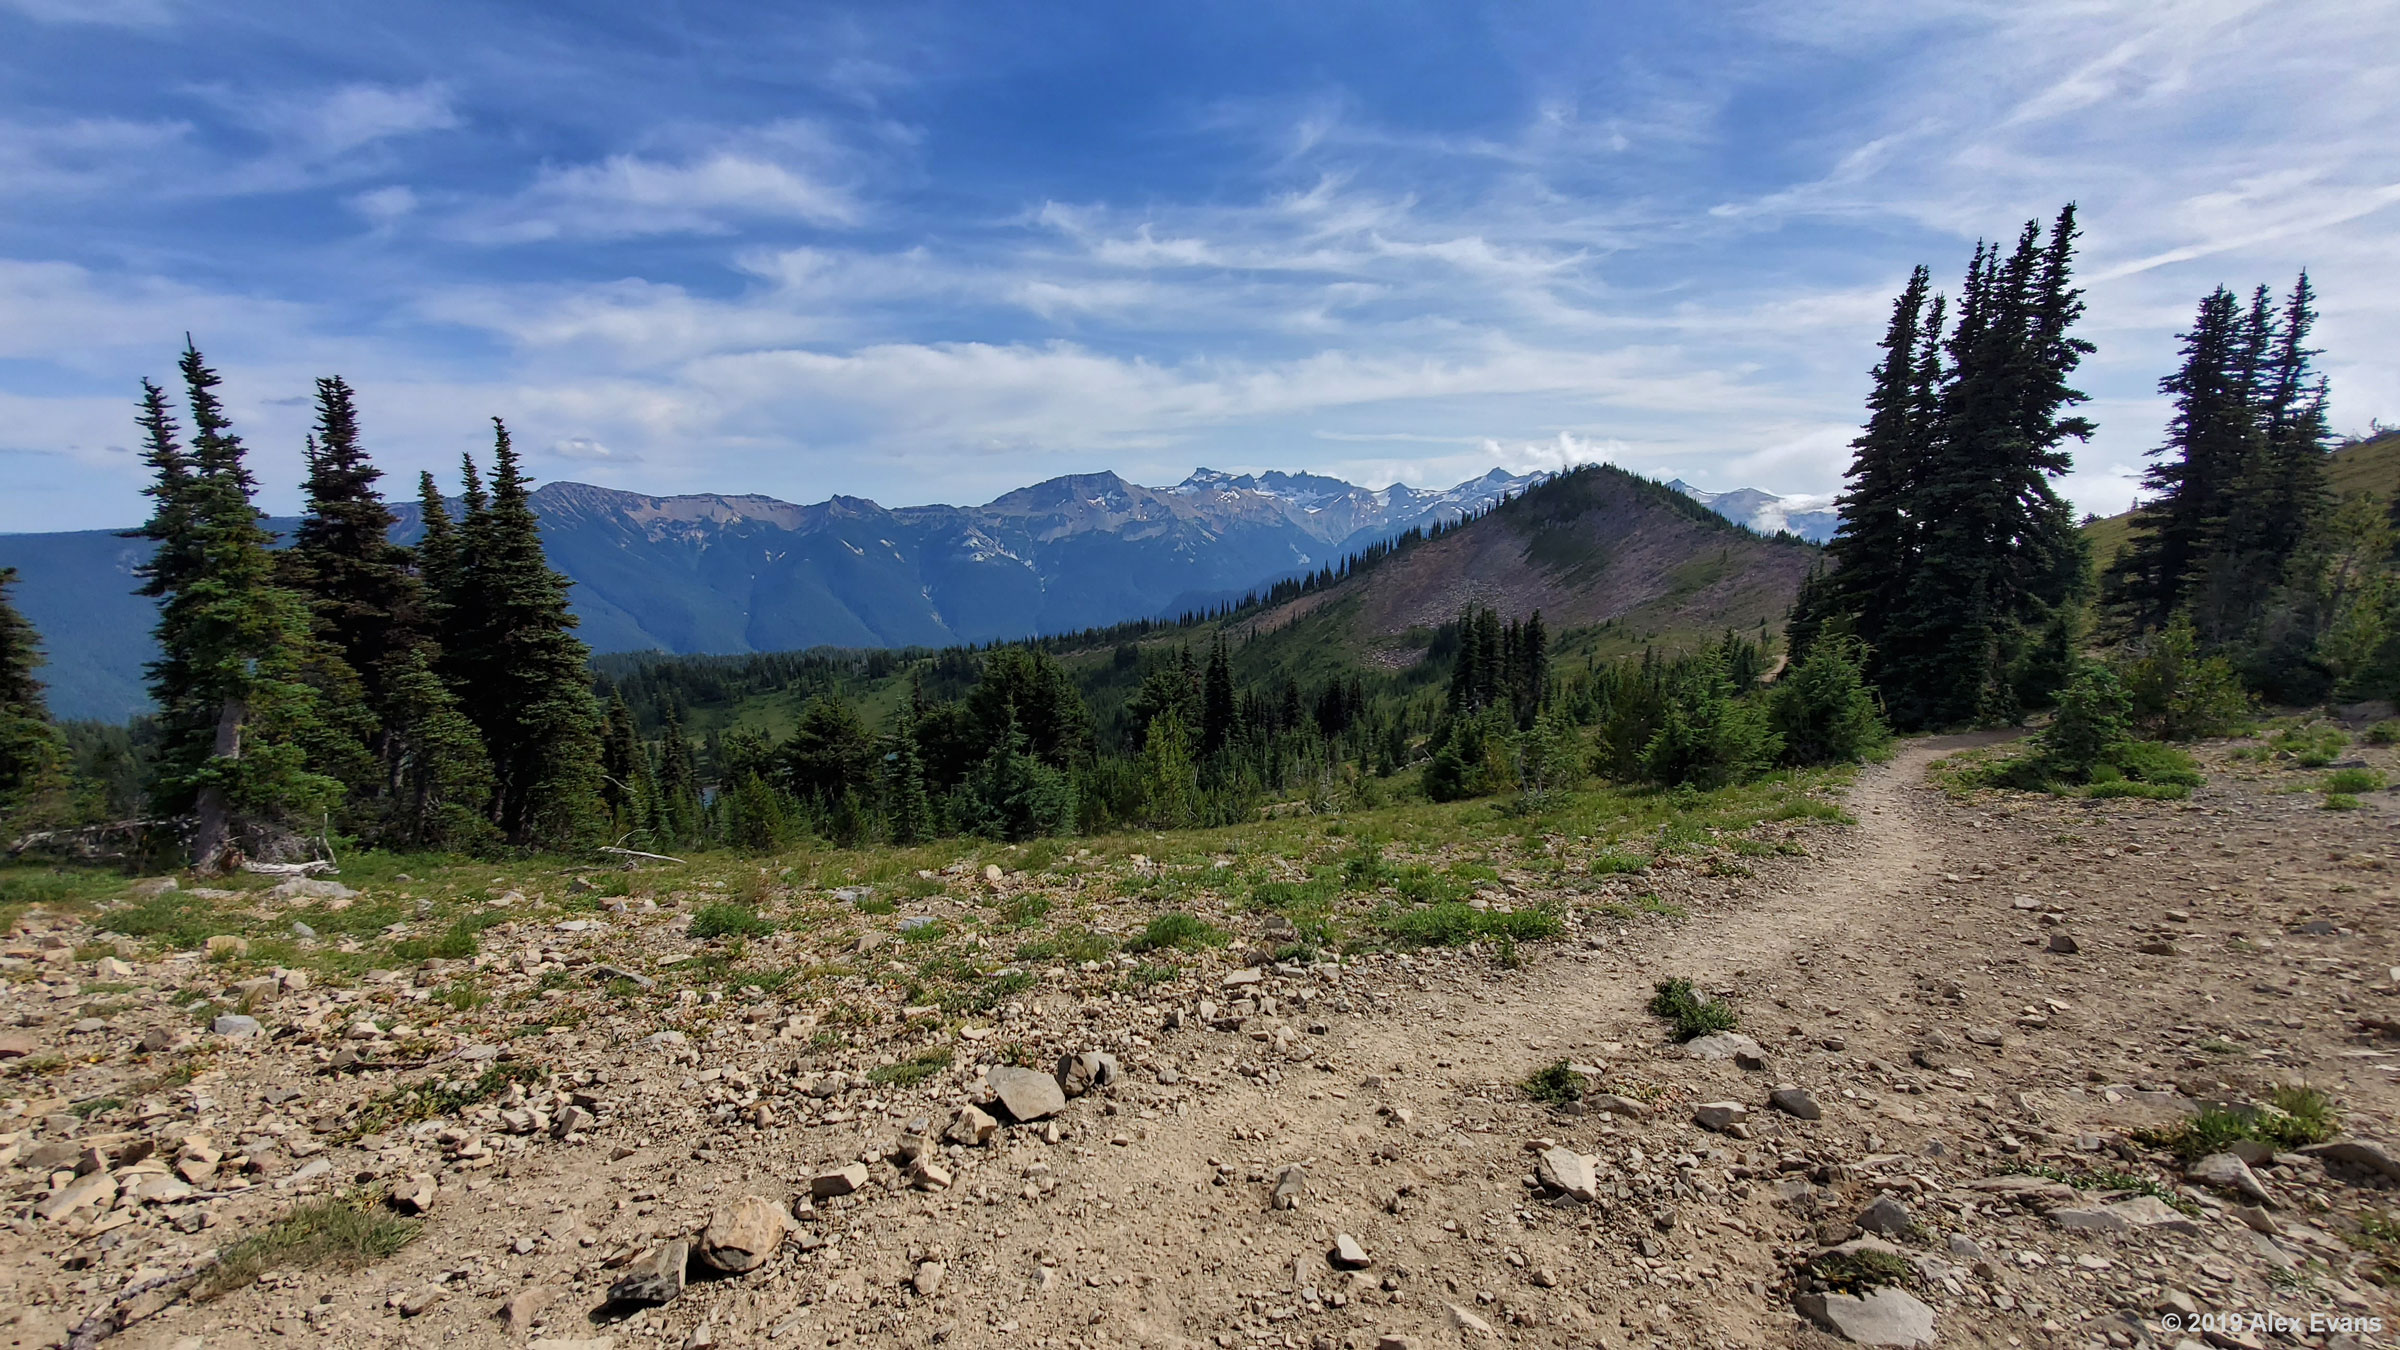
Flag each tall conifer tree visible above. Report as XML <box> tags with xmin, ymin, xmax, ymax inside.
<box><xmin>447</xmin><ymin>420</ymin><xmax>605</xmax><ymax>847</ymax></box>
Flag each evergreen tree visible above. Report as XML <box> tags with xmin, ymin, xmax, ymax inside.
<box><xmin>0</xmin><ymin>569</ymin><xmax>63</xmax><ymax>811</ymax></box>
<box><xmin>1878</xmin><ymin>206</ymin><xmax>2095</xmax><ymax>728</ymax></box>
<box><xmin>600</xmin><ymin>691</ymin><xmax>640</xmax><ymax>828</ymax></box>
<box><xmin>284</xmin><ymin>377</ymin><xmax>423</xmax><ymax>708</ymax></box>
<box><xmin>380</xmin><ymin>649</ymin><xmax>496</xmax><ymax>848</ymax></box>
<box><xmin>1200</xmin><ymin>637</ymin><xmax>1236</xmax><ymax>758</ymax></box>
<box><xmin>2108</xmin><ymin>286</ymin><xmax>2258</xmax><ymax>630</ymax></box>
<box><xmin>138</xmin><ymin>344</ymin><xmax>344</xmax><ymax>868</ymax></box>
<box><xmin>884</xmin><ymin>713</ymin><xmax>935</xmax><ymax>846</ymax></box>
<box><xmin>447</xmin><ymin>420</ymin><xmax>605</xmax><ymax>847</ymax></box>
<box><xmin>653</xmin><ymin>708</ymin><xmax>704</xmax><ymax>845</ymax></box>
<box><xmin>1826</xmin><ymin>266</ymin><xmax>1938</xmax><ymax>660</ymax></box>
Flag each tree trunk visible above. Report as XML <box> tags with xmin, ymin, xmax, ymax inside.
<box><xmin>190</xmin><ymin>695</ymin><xmax>247</xmax><ymax>874</ymax></box>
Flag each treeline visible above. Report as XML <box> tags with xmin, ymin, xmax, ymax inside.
<box><xmin>0</xmin><ymin>346</ymin><xmax>607</xmax><ymax>868</ymax></box>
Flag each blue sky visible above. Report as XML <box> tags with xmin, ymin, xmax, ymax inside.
<box><xmin>2</xmin><ymin>0</ymin><xmax>2394</xmax><ymax>532</ymax></box>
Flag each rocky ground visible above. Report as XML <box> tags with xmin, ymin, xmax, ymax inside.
<box><xmin>1</xmin><ymin>722</ymin><xmax>2397</xmax><ymax>1350</ymax></box>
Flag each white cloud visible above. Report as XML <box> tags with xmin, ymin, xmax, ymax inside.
<box><xmin>457</xmin><ymin>121</ymin><xmax>863</xmax><ymax>242</ymax></box>
<box><xmin>548</xmin><ymin>437</ymin><xmax>638</xmax><ymax>463</ymax></box>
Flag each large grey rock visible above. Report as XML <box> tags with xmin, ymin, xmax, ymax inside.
<box><xmin>1535</xmin><ymin>1146</ymin><xmax>1598</xmax><ymax>1202</ymax></box>
<box><xmin>1855</xmin><ymin>1194</ymin><xmax>1914</xmax><ymax>1237</ymax></box>
<box><xmin>697</xmin><ymin>1195</ymin><xmax>785</xmax><ymax>1273</ymax></box>
<box><xmin>607</xmin><ymin>1240</ymin><xmax>688</xmax><ymax>1305</ymax></box>
<box><xmin>1586</xmin><ymin>1093</ymin><xmax>1649</xmax><ymax>1119</ymax></box>
<box><xmin>211</xmin><ymin>1014</ymin><xmax>262</xmax><ymax>1038</ymax></box>
<box><xmin>1795</xmin><ymin>1286</ymin><xmax>1936</xmax><ymax>1347</ymax></box>
<box><xmin>1055</xmin><ymin>1051</ymin><xmax>1119</xmax><ymax>1099</ymax></box>
<box><xmin>2108</xmin><ymin>1195</ymin><xmax>2201</xmax><ymax>1234</ymax></box>
<box><xmin>2189</xmin><ymin>1152</ymin><xmax>2273</xmax><ymax>1205</ymax></box>
<box><xmin>1684</xmin><ymin>1032</ymin><xmax>1764</xmax><ymax>1062</ymax></box>
<box><xmin>944</xmin><ymin>1104</ymin><xmax>998</xmax><ymax>1147</ymax></box>
<box><xmin>988</xmin><ymin>1066</ymin><xmax>1067</xmax><ymax>1122</ymax></box>
<box><xmin>1329</xmin><ymin>1233</ymin><xmax>1372</xmax><ymax>1269</ymax></box>
<box><xmin>1769</xmin><ymin>1087</ymin><xmax>1822</xmax><ymax>1120</ymax></box>
<box><xmin>2047</xmin><ymin>1205</ymin><xmax>2129</xmax><ymax>1233</ymax></box>
<box><xmin>1692</xmin><ymin>1101</ymin><xmax>1748</xmax><ymax>1132</ymax></box>
<box><xmin>2304</xmin><ymin>1138</ymin><xmax>2400</xmax><ymax>1183</ymax></box>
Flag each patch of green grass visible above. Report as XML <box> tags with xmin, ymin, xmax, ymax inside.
<box><xmin>941</xmin><ymin>969</ymin><xmax>1037</xmax><ymax>1014</ymax></box>
<box><xmin>997</xmin><ymin>894</ymin><xmax>1052</xmax><ymax>929</ymax></box>
<box><xmin>2272</xmin><ymin>723</ymin><xmax>2349</xmax><ymax>767</ymax></box>
<box><xmin>688</xmin><ymin>903</ymin><xmax>774</xmax><ymax>940</ymax></box>
<box><xmin>2027</xmin><ymin>1161</ymin><xmax>2204</xmax><ymax>1217</ymax></box>
<box><xmin>69</xmin><ymin>1095</ymin><xmax>123</xmax><ymax>1119</ymax></box>
<box><xmin>1015</xmin><ymin>927</ymin><xmax>1113</xmax><ymax>965</ymax></box>
<box><xmin>2365</xmin><ymin>720</ymin><xmax>2400</xmax><ymax>747</ymax></box>
<box><xmin>197</xmin><ymin>1193</ymin><xmax>421</xmax><ymax>1301</ymax></box>
<box><xmin>391</xmin><ymin>911</ymin><xmax>505</xmax><ymax>962</ymax></box>
<box><xmin>340</xmin><ymin>1062</ymin><xmax>548</xmax><ymax>1141</ymax></box>
<box><xmin>1522</xmin><ymin>1059</ymin><xmax>1586</xmax><ymax>1106</ymax></box>
<box><xmin>2325</xmin><ymin>793</ymin><xmax>2365</xmax><ymax>811</ymax></box>
<box><xmin>2137</xmin><ymin>1086</ymin><xmax>2339</xmax><ymax>1162</ymax></box>
<box><xmin>1130</xmin><ymin>962</ymin><xmax>1180</xmax><ymax>986</ymax></box>
<box><xmin>2086</xmin><ymin>779</ymin><xmax>2193</xmax><ymax>800</ymax></box>
<box><xmin>1647</xmin><ymin>977</ymin><xmax>1737</xmax><ymax>1041</ymax></box>
<box><xmin>865</xmin><ymin>1047</ymin><xmax>953</xmax><ymax>1088</ymax></box>
<box><xmin>898</xmin><ymin>919</ymin><xmax>948</xmax><ymax>944</ymax></box>
<box><xmin>1589</xmin><ymin>849</ymin><xmax>1649</xmax><ymax>875</ymax></box>
<box><xmin>437</xmin><ymin>981</ymin><xmax>486</xmax><ymax>1013</ymax></box>
<box><xmin>851</xmin><ymin>895</ymin><xmax>897</xmax><ymax>915</ymax></box>
<box><xmin>1127</xmin><ymin>911</ymin><xmax>1229</xmax><ymax>953</ymax></box>
<box><xmin>2323</xmin><ymin>768</ymin><xmax>2385</xmax><ymax>795</ymax></box>
<box><xmin>1372</xmin><ymin>901</ymin><xmax>1561</xmax><ymax>948</ymax></box>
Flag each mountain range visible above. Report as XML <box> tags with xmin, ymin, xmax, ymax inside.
<box><xmin>0</xmin><ymin>466</ymin><xmax>1548</xmax><ymax>721</ymax></box>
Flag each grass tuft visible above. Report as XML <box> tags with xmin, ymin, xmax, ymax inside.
<box><xmin>198</xmin><ymin>1194</ymin><xmax>421</xmax><ymax>1301</ymax></box>
<box><xmin>1522</xmin><ymin>1059</ymin><xmax>1586</xmax><ymax>1106</ymax></box>
<box><xmin>1647</xmin><ymin>977</ymin><xmax>1737</xmax><ymax>1041</ymax></box>
<box><xmin>688</xmin><ymin>903</ymin><xmax>774</xmax><ymax>940</ymax></box>
<box><xmin>1126</xmin><ymin>912</ymin><xmax>1228</xmax><ymax>953</ymax></box>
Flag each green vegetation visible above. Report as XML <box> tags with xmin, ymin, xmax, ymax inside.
<box><xmin>341</xmin><ymin>1062</ymin><xmax>549</xmax><ymax>1142</ymax></box>
<box><xmin>687</xmin><ymin>903</ymin><xmax>774</xmax><ymax>940</ymax></box>
<box><xmin>2137</xmin><ymin>1085</ymin><xmax>2339</xmax><ymax>1162</ymax></box>
<box><xmin>1373</xmin><ymin>901</ymin><xmax>1561</xmax><ymax>949</ymax></box>
<box><xmin>198</xmin><ymin>1193</ymin><xmax>421</xmax><ymax>1301</ymax></box>
<box><xmin>1521</xmin><ymin>1059</ymin><xmax>1587</xmax><ymax>1106</ymax></box>
<box><xmin>1647</xmin><ymin>977</ymin><xmax>1737</xmax><ymax>1041</ymax></box>
<box><xmin>1126</xmin><ymin>911</ymin><xmax>1228</xmax><ymax>953</ymax></box>
<box><xmin>864</xmin><ymin>1047</ymin><xmax>953</xmax><ymax>1088</ymax></box>
<box><xmin>1807</xmin><ymin>1247</ymin><xmax>1911</xmax><ymax>1293</ymax></box>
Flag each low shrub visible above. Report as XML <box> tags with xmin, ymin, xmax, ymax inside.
<box><xmin>1647</xmin><ymin>977</ymin><xmax>1736</xmax><ymax>1041</ymax></box>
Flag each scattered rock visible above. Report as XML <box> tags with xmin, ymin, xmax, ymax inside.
<box><xmin>944</xmin><ymin>1104</ymin><xmax>998</xmax><ymax>1147</ymax></box>
<box><xmin>810</xmin><ymin>1164</ymin><xmax>869</xmax><ymax>1199</ymax></box>
<box><xmin>1445</xmin><ymin>1303</ymin><xmax>1494</xmax><ymax>1338</ymax></box>
<box><xmin>1855</xmin><ymin>1194</ymin><xmax>1913</xmax><ymax>1237</ymax></box>
<box><xmin>591</xmin><ymin>965</ymin><xmax>655</xmax><ymax>992</ymax></box>
<box><xmin>1270</xmin><ymin>1164</ymin><xmax>1305</xmax><ymax>1211</ymax></box>
<box><xmin>2046</xmin><ymin>932</ymin><xmax>2079</xmax><ymax>954</ymax></box>
<box><xmin>2189</xmin><ymin>1152</ymin><xmax>2274</xmax><ymax>1205</ymax></box>
<box><xmin>1692</xmin><ymin>1101</ymin><xmax>1747</xmax><ymax>1133</ymax></box>
<box><xmin>1329</xmin><ymin>1233</ymin><xmax>1372</xmax><ymax>1270</ymax></box>
<box><xmin>390</xmin><ymin>1172</ymin><xmax>437</xmax><ymax>1215</ymax></box>
<box><xmin>1769</xmin><ymin>1086</ymin><xmax>1822</xmax><ymax>1120</ymax></box>
<box><xmin>204</xmin><ymin>935</ymin><xmax>249</xmax><ymax>957</ymax></box>
<box><xmin>2304</xmin><ymin>1138</ymin><xmax>2400</xmax><ymax>1183</ymax></box>
<box><xmin>499</xmin><ymin>1285</ymin><xmax>555</xmax><ymax>1335</ymax></box>
<box><xmin>912</xmin><ymin>1260</ymin><xmax>946</xmax><ymax>1297</ymax></box>
<box><xmin>1055</xmin><ymin>1050</ymin><xmax>1119</xmax><ymax>1098</ymax></box>
<box><xmin>1535</xmin><ymin>1146</ymin><xmax>1598</xmax><ymax>1202</ymax></box>
<box><xmin>606</xmin><ymin>1240</ymin><xmax>688</xmax><ymax>1306</ymax></box>
<box><xmin>211</xmin><ymin>1014</ymin><xmax>262</xmax><ymax>1038</ymax></box>
<box><xmin>697</xmin><ymin>1196</ymin><xmax>786</xmax><ymax>1274</ymax></box>
<box><xmin>987</xmin><ymin>1065</ymin><xmax>1067</xmax><ymax>1122</ymax></box>
<box><xmin>1586</xmin><ymin>1092</ymin><xmax>1648</xmax><ymax>1118</ymax></box>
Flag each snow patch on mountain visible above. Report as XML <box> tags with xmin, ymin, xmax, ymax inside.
<box><xmin>1667</xmin><ymin>480</ymin><xmax>1840</xmax><ymax>543</ymax></box>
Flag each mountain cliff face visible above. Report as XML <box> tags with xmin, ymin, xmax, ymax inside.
<box><xmin>0</xmin><ymin>466</ymin><xmax>1536</xmax><ymax>720</ymax></box>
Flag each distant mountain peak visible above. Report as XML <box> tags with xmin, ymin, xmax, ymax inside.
<box><xmin>1669</xmin><ymin>479</ymin><xmax>1839</xmax><ymax>543</ymax></box>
